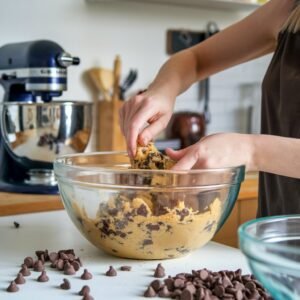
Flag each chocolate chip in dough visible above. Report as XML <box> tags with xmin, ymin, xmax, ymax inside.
<box><xmin>37</xmin><ymin>271</ymin><xmax>49</xmax><ymax>282</ymax></box>
<box><xmin>154</xmin><ymin>263</ymin><xmax>165</xmax><ymax>278</ymax></box>
<box><xmin>14</xmin><ymin>273</ymin><xmax>26</xmax><ymax>284</ymax></box>
<box><xmin>81</xmin><ymin>269</ymin><xmax>93</xmax><ymax>280</ymax></box>
<box><xmin>144</xmin><ymin>286</ymin><xmax>156</xmax><ymax>298</ymax></box>
<box><xmin>105</xmin><ymin>266</ymin><xmax>117</xmax><ymax>277</ymax></box>
<box><xmin>6</xmin><ymin>281</ymin><xmax>19</xmax><ymax>292</ymax></box>
<box><xmin>120</xmin><ymin>265</ymin><xmax>132</xmax><ymax>271</ymax></box>
<box><xmin>23</xmin><ymin>256</ymin><xmax>34</xmax><ymax>268</ymax></box>
<box><xmin>60</xmin><ymin>278</ymin><xmax>71</xmax><ymax>290</ymax></box>
<box><xmin>19</xmin><ymin>265</ymin><xmax>31</xmax><ymax>276</ymax></box>
<box><xmin>79</xmin><ymin>285</ymin><xmax>91</xmax><ymax>296</ymax></box>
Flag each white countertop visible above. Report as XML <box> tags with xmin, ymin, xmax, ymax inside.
<box><xmin>0</xmin><ymin>211</ymin><xmax>250</xmax><ymax>299</ymax></box>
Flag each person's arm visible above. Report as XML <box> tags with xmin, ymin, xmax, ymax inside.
<box><xmin>166</xmin><ymin>133</ymin><xmax>300</xmax><ymax>179</ymax></box>
<box><xmin>120</xmin><ymin>0</ymin><xmax>295</xmax><ymax>157</ymax></box>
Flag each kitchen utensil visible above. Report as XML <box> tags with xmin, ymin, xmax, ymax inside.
<box><xmin>97</xmin><ymin>55</ymin><xmax>126</xmax><ymax>151</ymax></box>
<box><xmin>88</xmin><ymin>68</ymin><xmax>114</xmax><ymax>101</ymax></box>
<box><xmin>166</xmin><ymin>111</ymin><xmax>206</xmax><ymax>148</ymax></box>
<box><xmin>119</xmin><ymin>69</ymin><xmax>138</xmax><ymax>100</ymax></box>
<box><xmin>54</xmin><ymin>152</ymin><xmax>245</xmax><ymax>259</ymax></box>
<box><xmin>239</xmin><ymin>215</ymin><xmax>300</xmax><ymax>300</ymax></box>
<box><xmin>0</xmin><ymin>40</ymin><xmax>92</xmax><ymax>194</ymax></box>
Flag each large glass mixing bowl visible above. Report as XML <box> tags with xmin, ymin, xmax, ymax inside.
<box><xmin>239</xmin><ymin>215</ymin><xmax>300</xmax><ymax>300</ymax></box>
<box><xmin>54</xmin><ymin>152</ymin><xmax>245</xmax><ymax>260</ymax></box>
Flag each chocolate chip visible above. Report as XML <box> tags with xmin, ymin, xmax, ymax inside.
<box><xmin>24</xmin><ymin>256</ymin><xmax>34</xmax><ymax>268</ymax></box>
<box><xmin>56</xmin><ymin>259</ymin><xmax>64</xmax><ymax>270</ymax></box>
<box><xmin>154</xmin><ymin>263</ymin><xmax>165</xmax><ymax>278</ymax></box>
<box><xmin>106</xmin><ymin>266</ymin><xmax>117</xmax><ymax>277</ymax></box>
<box><xmin>158</xmin><ymin>286</ymin><xmax>170</xmax><ymax>297</ymax></box>
<box><xmin>7</xmin><ymin>281</ymin><xmax>19</xmax><ymax>292</ymax></box>
<box><xmin>199</xmin><ymin>269</ymin><xmax>209</xmax><ymax>281</ymax></box>
<box><xmin>164</xmin><ymin>278</ymin><xmax>174</xmax><ymax>291</ymax></box>
<box><xmin>60</xmin><ymin>278</ymin><xmax>71</xmax><ymax>290</ymax></box>
<box><xmin>120</xmin><ymin>266</ymin><xmax>132</xmax><ymax>271</ymax></box>
<box><xmin>144</xmin><ymin>286</ymin><xmax>156</xmax><ymax>298</ymax></box>
<box><xmin>19</xmin><ymin>265</ymin><xmax>31</xmax><ymax>276</ymax></box>
<box><xmin>72</xmin><ymin>260</ymin><xmax>81</xmax><ymax>271</ymax></box>
<box><xmin>150</xmin><ymin>279</ymin><xmax>164</xmax><ymax>292</ymax></box>
<box><xmin>13</xmin><ymin>221</ymin><xmax>20</xmax><ymax>228</ymax></box>
<box><xmin>82</xmin><ymin>294</ymin><xmax>94</xmax><ymax>300</ymax></box>
<box><xmin>137</xmin><ymin>204</ymin><xmax>148</xmax><ymax>216</ymax></box>
<box><xmin>79</xmin><ymin>285</ymin><xmax>90</xmax><ymax>296</ymax></box>
<box><xmin>33</xmin><ymin>260</ymin><xmax>44</xmax><ymax>272</ymax></box>
<box><xmin>146</xmin><ymin>223</ymin><xmax>160</xmax><ymax>231</ymax></box>
<box><xmin>143</xmin><ymin>239</ymin><xmax>153</xmax><ymax>246</ymax></box>
<box><xmin>213</xmin><ymin>285</ymin><xmax>225</xmax><ymax>297</ymax></box>
<box><xmin>14</xmin><ymin>273</ymin><xmax>26</xmax><ymax>284</ymax></box>
<box><xmin>81</xmin><ymin>269</ymin><xmax>93</xmax><ymax>280</ymax></box>
<box><xmin>181</xmin><ymin>288</ymin><xmax>193</xmax><ymax>300</ymax></box>
<box><xmin>64</xmin><ymin>262</ymin><xmax>76</xmax><ymax>275</ymax></box>
<box><xmin>245</xmin><ymin>281</ymin><xmax>256</xmax><ymax>291</ymax></box>
<box><xmin>49</xmin><ymin>252</ymin><xmax>58</xmax><ymax>263</ymax></box>
<box><xmin>60</xmin><ymin>252</ymin><xmax>69</xmax><ymax>260</ymax></box>
<box><xmin>174</xmin><ymin>278</ymin><xmax>185</xmax><ymax>289</ymax></box>
<box><xmin>37</xmin><ymin>271</ymin><xmax>49</xmax><ymax>282</ymax></box>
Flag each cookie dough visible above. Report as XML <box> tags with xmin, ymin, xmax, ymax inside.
<box><xmin>73</xmin><ymin>193</ymin><xmax>222</xmax><ymax>260</ymax></box>
<box><xmin>71</xmin><ymin>143</ymin><xmax>222</xmax><ymax>260</ymax></box>
<box><xmin>131</xmin><ymin>142</ymin><xmax>175</xmax><ymax>170</ymax></box>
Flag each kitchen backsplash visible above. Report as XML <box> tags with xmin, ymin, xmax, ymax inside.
<box><xmin>0</xmin><ymin>0</ymin><xmax>271</xmax><ymax>151</ymax></box>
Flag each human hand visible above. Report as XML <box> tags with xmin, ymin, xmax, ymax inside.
<box><xmin>119</xmin><ymin>89</ymin><xmax>175</xmax><ymax>157</ymax></box>
<box><xmin>166</xmin><ymin>133</ymin><xmax>256</xmax><ymax>171</ymax></box>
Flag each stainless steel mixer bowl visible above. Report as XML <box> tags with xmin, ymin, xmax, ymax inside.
<box><xmin>0</xmin><ymin>101</ymin><xmax>93</xmax><ymax>163</ymax></box>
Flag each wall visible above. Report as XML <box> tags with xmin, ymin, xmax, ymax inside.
<box><xmin>0</xmin><ymin>0</ymin><xmax>271</xmax><ymax>150</ymax></box>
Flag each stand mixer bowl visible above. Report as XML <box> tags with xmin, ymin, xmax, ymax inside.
<box><xmin>0</xmin><ymin>101</ymin><xmax>93</xmax><ymax>163</ymax></box>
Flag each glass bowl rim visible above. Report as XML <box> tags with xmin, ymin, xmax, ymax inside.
<box><xmin>54</xmin><ymin>151</ymin><xmax>246</xmax><ymax>176</ymax></box>
<box><xmin>238</xmin><ymin>214</ymin><xmax>300</xmax><ymax>255</ymax></box>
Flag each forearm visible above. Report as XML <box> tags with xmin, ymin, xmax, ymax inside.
<box><xmin>252</xmin><ymin>135</ymin><xmax>300</xmax><ymax>178</ymax></box>
<box><xmin>148</xmin><ymin>49</ymin><xmax>198</xmax><ymax>98</ymax></box>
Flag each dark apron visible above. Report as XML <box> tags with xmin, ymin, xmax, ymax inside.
<box><xmin>258</xmin><ymin>17</ymin><xmax>300</xmax><ymax>217</ymax></box>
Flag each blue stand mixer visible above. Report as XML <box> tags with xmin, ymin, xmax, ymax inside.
<box><xmin>0</xmin><ymin>40</ymin><xmax>93</xmax><ymax>194</ymax></box>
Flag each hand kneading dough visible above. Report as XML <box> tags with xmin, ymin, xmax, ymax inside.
<box><xmin>72</xmin><ymin>143</ymin><xmax>222</xmax><ymax>259</ymax></box>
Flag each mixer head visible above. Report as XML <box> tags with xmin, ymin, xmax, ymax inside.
<box><xmin>0</xmin><ymin>40</ymin><xmax>80</xmax><ymax>102</ymax></box>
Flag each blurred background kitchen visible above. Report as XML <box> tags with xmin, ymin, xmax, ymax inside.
<box><xmin>0</xmin><ymin>0</ymin><xmax>270</xmax><ymax>152</ymax></box>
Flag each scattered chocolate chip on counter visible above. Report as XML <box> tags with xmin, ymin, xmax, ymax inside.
<box><xmin>64</xmin><ymin>262</ymin><xmax>76</xmax><ymax>275</ymax></box>
<box><xmin>14</xmin><ymin>273</ymin><xmax>26</xmax><ymax>284</ymax></box>
<box><xmin>120</xmin><ymin>265</ymin><xmax>132</xmax><ymax>271</ymax></box>
<box><xmin>79</xmin><ymin>285</ymin><xmax>91</xmax><ymax>296</ymax></box>
<box><xmin>143</xmin><ymin>268</ymin><xmax>273</xmax><ymax>299</ymax></box>
<box><xmin>33</xmin><ymin>260</ymin><xmax>44</xmax><ymax>272</ymax></box>
<box><xmin>144</xmin><ymin>286</ymin><xmax>156</xmax><ymax>298</ymax></box>
<box><xmin>7</xmin><ymin>281</ymin><xmax>19</xmax><ymax>293</ymax></box>
<box><xmin>23</xmin><ymin>256</ymin><xmax>34</xmax><ymax>268</ymax></box>
<box><xmin>35</xmin><ymin>250</ymin><xmax>49</xmax><ymax>262</ymax></box>
<box><xmin>49</xmin><ymin>251</ymin><xmax>59</xmax><ymax>263</ymax></box>
<box><xmin>37</xmin><ymin>270</ymin><xmax>49</xmax><ymax>282</ymax></box>
<box><xmin>106</xmin><ymin>265</ymin><xmax>117</xmax><ymax>277</ymax></box>
<box><xmin>60</xmin><ymin>278</ymin><xmax>71</xmax><ymax>290</ymax></box>
<box><xmin>72</xmin><ymin>260</ymin><xmax>81</xmax><ymax>271</ymax></box>
<box><xmin>19</xmin><ymin>265</ymin><xmax>31</xmax><ymax>276</ymax></box>
<box><xmin>154</xmin><ymin>263</ymin><xmax>165</xmax><ymax>278</ymax></box>
<box><xmin>82</xmin><ymin>294</ymin><xmax>94</xmax><ymax>300</ymax></box>
<box><xmin>13</xmin><ymin>221</ymin><xmax>20</xmax><ymax>228</ymax></box>
<box><xmin>81</xmin><ymin>269</ymin><xmax>93</xmax><ymax>280</ymax></box>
